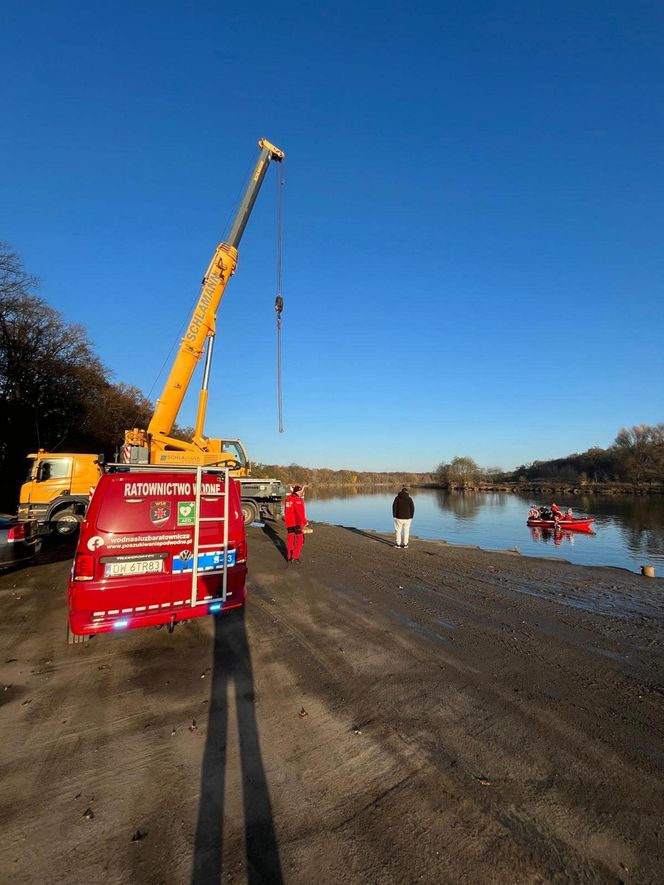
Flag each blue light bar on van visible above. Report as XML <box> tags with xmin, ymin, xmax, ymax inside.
<box><xmin>209</xmin><ymin>602</ymin><xmax>222</xmax><ymax>613</ymax></box>
<box><xmin>113</xmin><ymin>619</ymin><xmax>130</xmax><ymax>629</ymax></box>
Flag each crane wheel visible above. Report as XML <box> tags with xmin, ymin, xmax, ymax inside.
<box><xmin>241</xmin><ymin>500</ymin><xmax>259</xmax><ymax>526</ymax></box>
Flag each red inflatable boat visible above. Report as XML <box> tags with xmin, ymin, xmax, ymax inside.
<box><xmin>526</xmin><ymin>517</ymin><xmax>595</xmax><ymax>532</ymax></box>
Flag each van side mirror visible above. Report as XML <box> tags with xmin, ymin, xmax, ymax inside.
<box><xmin>97</xmin><ymin>454</ymin><xmax>105</xmax><ymax>465</ymax></box>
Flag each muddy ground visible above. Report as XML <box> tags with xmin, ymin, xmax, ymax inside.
<box><xmin>0</xmin><ymin>523</ymin><xmax>662</xmax><ymax>884</ymax></box>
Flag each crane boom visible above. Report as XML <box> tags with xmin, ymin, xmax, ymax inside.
<box><xmin>124</xmin><ymin>139</ymin><xmax>284</xmax><ymax>467</ymax></box>
<box><xmin>150</xmin><ymin>138</ymin><xmax>283</xmax><ymax>440</ymax></box>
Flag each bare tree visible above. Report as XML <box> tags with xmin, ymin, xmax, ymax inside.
<box><xmin>0</xmin><ymin>245</ymin><xmax>104</xmax><ymax>449</ymax></box>
<box><xmin>0</xmin><ymin>244</ymin><xmax>108</xmax><ymax>505</ymax></box>
<box><xmin>613</xmin><ymin>424</ymin><xmax>664</xmax><ymax>483</ymax></box>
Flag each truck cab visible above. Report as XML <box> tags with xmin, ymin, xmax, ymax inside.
<box><xmin>18</xmin><ymin>451</ymin><xmax>104</xmax><ymax>536</ymax></box>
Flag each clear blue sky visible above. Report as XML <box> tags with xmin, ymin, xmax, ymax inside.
<box><xmin>2</xmin><ymin>1</ymin><xmax>662</xmax><ymax>471</ymax></box>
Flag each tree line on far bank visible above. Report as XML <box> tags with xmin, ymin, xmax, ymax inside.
<box><xmin>251</xmin><ymin>464</ymin><xmax>437</xmax><ymax>488</ymax></box>
<box><xmin>256</xmin><ymin>424</ymin><xmax>664</xmax><ymax>493</ymax></box>
<box><xmin>436</xmin><ymin>425</ymin><xmax>664</xmax><ymax>488</ymax></box>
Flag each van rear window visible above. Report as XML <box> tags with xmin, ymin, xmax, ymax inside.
<box><xmin>94</xmin><ymin>475</ymin><xmax>227</xmax><ymax>534</ymax></box>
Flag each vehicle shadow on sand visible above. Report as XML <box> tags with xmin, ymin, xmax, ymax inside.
<box><xmin>1</xmin><ymin>536</ymin><xmax>78</xmax><ymax>577</ymax></box>
<box><xmin>35</xmin><ymin>536</ymin><xmax>78</xmax><ymax>565</ymax></box>
<box><xmin>192</xmin><ymin>612</ymin><xmax>283</xmax><ymax>885</ymax></box>
<box><xmin>261</xmin><ymin>522</ymin><xmax>288</xmax><ymax>561</ymax></box>
<box><xmin>343</xmin><ymin>526</ymin><xmax>395</xmax><ymax>548</ymax></box>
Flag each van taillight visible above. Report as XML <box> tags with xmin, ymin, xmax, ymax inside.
<box><xmin>7</xmin><ymin>524</ymin><xmax>26</xmax><ymax>541</ymax></box>
<box><xmin>73</xmin><ymin>554</ymin><xmax>95</xmax><ymax>581</ymax></box>
<box><xmin>235</xmin><ymin>539</ymin><xmax>247</xmax><ymax>563</ymax></box>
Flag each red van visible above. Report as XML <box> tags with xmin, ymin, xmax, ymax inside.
<box><xmin>67</xmin><ymin>466</ymin><xmax>247</xmax><ymax>640</ymax></box>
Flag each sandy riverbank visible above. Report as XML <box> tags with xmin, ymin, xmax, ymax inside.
<box><xmin>0</xmin><ymin>523</ymin><xmax>662</xmax><ymax>883</ymax></box>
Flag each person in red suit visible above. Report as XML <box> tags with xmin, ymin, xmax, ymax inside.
<box><xmin>284</xmin><ymin>484</ymin><xmax>307</xmax><ymax>563</ymax></box>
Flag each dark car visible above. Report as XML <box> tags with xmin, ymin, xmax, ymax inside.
<box><xmin>0</xmin><ymin>514</ymin><xmax>41</xmax><ymax>570</ymax></box>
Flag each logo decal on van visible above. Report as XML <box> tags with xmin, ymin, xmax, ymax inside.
<box><xmin>179</xmin><ymin>549</ymin><xmax>193</xmax><ymax>561</ymax></box>
<box><xmin>177</xmin><ymin>502</ymin><xmax>195</xmax><ymax>526</ymax></box>
<box><xmin>150</xmin><ymin>500</ymin><xmax>171</xmax><ymax>525</ymax></box>
<box><xmin>87</xmin><ymin>535</ymin><xmax>105</xmax><ymax>551</ymax></box>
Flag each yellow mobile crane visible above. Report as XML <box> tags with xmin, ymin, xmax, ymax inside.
<box><xmin>124</xmin><ymin>139</ymin><xmax>284</xmax><ymax>490</ymax></box>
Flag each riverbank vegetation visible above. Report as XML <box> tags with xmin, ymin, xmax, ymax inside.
<box><xmin>256</xmin><ymin>427</ymin><xmax>664</xmax><ymax>496</ymax></box>
<box><xmin>513</xmin><ymin>425</ymin><xmax>664</xmax><ymax>486</ymax></box>
<box><xmin>251</xmin><ymin>464</ymin><xmax>437</xmax><ymax>488</ymax></box>
<box><xmin>435</xmin><ymin>426</ymin><xmax>664</xmax><ymax>492</ymax></box>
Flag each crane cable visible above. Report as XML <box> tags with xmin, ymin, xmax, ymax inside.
<box><xmin>275</xmin><ymin>159</ymin><xmax>285</xmax><ymax>433</ymax></box>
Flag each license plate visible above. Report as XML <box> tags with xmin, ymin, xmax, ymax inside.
<box><xmin>105</xmin><ymin>559</ymin><xmax>165</xmax><ymax>578</ymax></box>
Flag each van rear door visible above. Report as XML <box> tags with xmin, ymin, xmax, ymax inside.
<box><xmin>70</xmin><ymin>469</ymin><xmax>246</xmax><ymax>634</ymax></box>
<box><xmin>85</xmin><ymin>474</ymin><xmax>187</xmax><ymax>616</ymax></box>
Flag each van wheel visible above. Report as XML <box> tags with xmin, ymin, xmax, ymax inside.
<box><xmin>53</xmin><ymin>509</ymin><xmax>81</xmax><ymax>536</ymax></box>
<box><xmin>67</xmin><ymin>623</ymin><xmax>90</xmax><ymax>645</ymax></box>
<box><xmin>241</xmin><ymin>500</ymin><xmax>259</xmax><ymax>526</ymax></box>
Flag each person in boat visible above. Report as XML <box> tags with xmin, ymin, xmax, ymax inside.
<box><xmin>550</xmin><ymin>503</ymin><xmax>563</xmax><ymax>523</ymax></box>
<box><xmin>562</xmin><ymin>508</ymin><xmax>574</xmax><ymax>522</ymax></box>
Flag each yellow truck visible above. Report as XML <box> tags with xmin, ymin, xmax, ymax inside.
<box><xmin>18</xmin><ymin>451</ymin><xmax>103</xmax><ymax>535</ymax></box>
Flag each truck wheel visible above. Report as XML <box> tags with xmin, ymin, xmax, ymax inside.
<box><xmin>52</xmin><ymin>509</ymin><xmax>81</xmax><ymax>536</ymax></box>
<box><xmin>241</xmin><ymin>500</ymin><xmax>259</xmax><ymax>526</ymax></box>
<box><xmin>67</xmin><ymin>623</ymin><xmax>90</xmax><ymax>645</ymax></box>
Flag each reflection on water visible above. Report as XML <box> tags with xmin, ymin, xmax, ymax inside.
<box><xmin>434</xmin><ymin>490</ymin><xmax>511</xmax><ymax>521</ymax></box>
<box><xmin>435</xmin><ymin>489</ymin><xmax>477</xmax><ymax>520</ymax></box>
<box><xmin>623</xmin><ymin>524</ymin><xmax>664</xmax><ymax>561</ymax></box>
<box><xmin>528</xmin><ymin>526</ymin><xmax>592</xmax><ymax>548</ymax></box>
<box><xmin>305</xmin><ymin>487</ymin><xmax>664</xmax><ymax>573</ymax></box>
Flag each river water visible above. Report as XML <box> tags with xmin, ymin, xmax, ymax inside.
<box><xmin>305</xmin><ymin>488</ymin><xmax>664</xmax><ymax>574</ymax></box>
